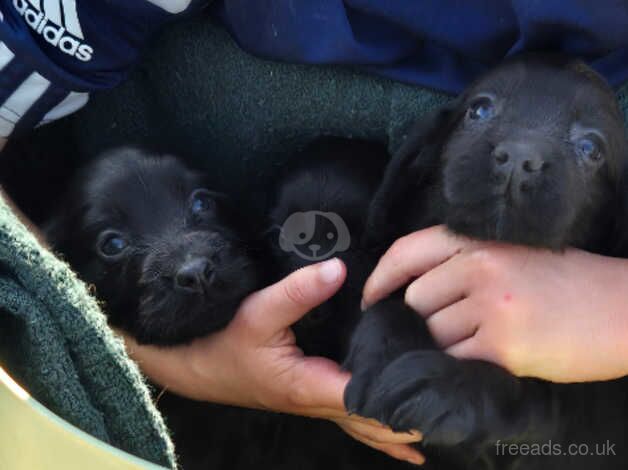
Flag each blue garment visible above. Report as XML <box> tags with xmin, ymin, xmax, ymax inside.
<box><xmin>0</xmin><ymin>1</ymin><xmax>627</xmax><ymax>137</ymax></box>
<box><xmin>216</xmin><ymin>0</ymin><xmax>628</xmax><ymax>94</ymax></box>
<box><xmin>0</xmin><ymin>0</ymin><xmax>205</xmax><ymax>136</ymax></box>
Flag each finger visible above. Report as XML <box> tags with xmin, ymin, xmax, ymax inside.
<box><xmin>446</xmin><ymin>336</ymin><xmax>483</xmax><ymax>360</ymax></box>
<box><xmin>448</xmin><ymin>338</ymin><xmax>526</xmax><ymax>377</ymax></box>
<box><xmin>403</xmin><ymin>252</ymin><xmax>473</xmax><ymax>317</ymax></box>
<box><xmin>340</xmin><ymin>425</ymin><xmax>425</xmax><ymax>465</ymax></box>
<box><xmin>335</xmin><ymin>417</ymin><xmax>422</xmax><ymax>444</ymax></box>
<box><xmin>362</xmin><ymin>225</ymin><xmax>471</xmax><ymax>309</ymax></box>
<box><xmin>236</xmin><ymin>258</ymin><xmax>346</xmax><ymax>340</ymax></box>
<box><xmin>426</xmin><ymin>299</ymin><xmax>480</xmax><ymax>348</ymax></box>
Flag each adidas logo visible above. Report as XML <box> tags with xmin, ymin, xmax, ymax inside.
<box><xmin>13</xmin><ymin>0</ymin><xmax>93</xmax><ymax>62</ymax></box>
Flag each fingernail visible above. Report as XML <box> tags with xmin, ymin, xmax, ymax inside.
<box><xmin>318</xmin><ymin>258</ymin><xmax>342</xmax><ymax>284</ymax></box>
<box><xmin>360</xmin><ymin>298</ymin><xmax>370</xmax><ymax>311</ymax></box>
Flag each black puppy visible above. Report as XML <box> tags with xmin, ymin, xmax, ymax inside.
<box><xmin>45</xmin><ymin>148</ymin><xmax>278</xmax><ymax>470</ymax></box>
<box><xmin>268</xmin><ymin>137</ymin><xmax>388</xmax><ymax>359</ymax></box>
<box><xmin>46</xmin><ymin>148</ymin><xmax>261</xmax><ymax>345</ymax></box>
<box><xmin>344</xmin><ymin>56</ymin><xmax>628</xmax><ymax>469</ymax></box>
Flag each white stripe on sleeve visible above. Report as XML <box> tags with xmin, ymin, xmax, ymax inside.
<box><xmin>0</xmin><ymin>42</ymin><xmax>15</xmax><ymax>71</ymax></box>
<box><xmin>39</xmin><ymin>91</ymin><xmax>88</xmax><ymax>124</ymax></box>
<box><xmin>0</xmin><ymin>72</ymin><xmax>51</xmax><ymax>136</ymax></box>
<box><xmin>146</xmin><ymin>0</ymin><xmax>193</xmax><ymax>14</ymax></box>
<box><xmin>0</xmin><ymin>72</ymin><xmax>50</xmax><ymax>119</ymax></box>
<box><xmin>0</xmin><ymin>115</ymin><xmax>15</xmax><ymax>137</ymax></box>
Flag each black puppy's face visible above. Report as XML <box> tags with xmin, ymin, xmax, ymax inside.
<box><xmin>48</xmin><ymin>149</ymin><xmax>260</xmax><ymax>345</ymax></box>
<box><xmin>439</xmin><ymin>59</ymin><xmax>627</xmax><ymax>248</ymax></box>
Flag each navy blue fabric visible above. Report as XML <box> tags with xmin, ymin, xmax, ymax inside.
<box><xmin>215</xmin><ymin>0</ymin><xmax>628</xmax><ymax>93</ymax></box>
<box><xmin>0</xmin><ymin>0</ymin><xmax>206</xmax><ymax>92</ymax></box>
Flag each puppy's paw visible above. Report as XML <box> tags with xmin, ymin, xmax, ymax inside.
<box><xmin>358</xmin><ymin>351</ymin><xmax>517</xmax><ymax>448</ymax></box>
<box><xmin>343</xmin><ymin>298</ymin><xmax>435</xmax><ymax>414</ymax></box>
<box><xmin>344</xmin><ymin>368</ymin><xmax>381</xmax><ymax>415</ymax></box>
<box><xmin>343</xmin><ymin>343</ymin><xmax>390</xmax><ymax>414</ymax></box>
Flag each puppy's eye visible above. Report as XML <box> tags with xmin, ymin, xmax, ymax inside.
<box><xmin>575</xmin><ymin>136</ymin><xmax>603</xmax><ymax>163</ymax></box>
<box><xmin>97</xmin><ymin>231</ymin><xmax>128</xmax><ymax>258</ymax></box>
<box><xmin>190</xmin><ymin>189</ymin><xmax>216</xmax><ymax>215</ymax></box>
<box><xmin>468</xmin><ymin>97</ymin><xmax>495</xmax><ymax>121</ymax></box>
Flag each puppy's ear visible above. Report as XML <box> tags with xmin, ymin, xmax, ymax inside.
<box><xmin>365</xmin><ymin>99</ymin><xmax>460</xmax><ymax>246</ymax></box>
<box><xmin>42</xmin><ymin>202</ymin><xmax>86</xmax><ymax>263</ymax></box>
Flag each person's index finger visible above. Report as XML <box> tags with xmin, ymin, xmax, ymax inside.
<box><xmin>236</xmin><ymin>258</ymin><xmax>346</xmax><ymax>341</ymax></box>
<box><xmin>362</xmin><ymin>225</ymin><xmax>468</xmax><ymax>308</ymax></box>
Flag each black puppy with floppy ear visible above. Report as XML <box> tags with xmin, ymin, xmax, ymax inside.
<box><xmin>345</xmin><ymin>56</ymin><xmax>628</xmax><ymax>470</ymax></box>
<box><xmin>369</xmin><ymin>57</ymin><xmax>625</xmax><ymax>250</ymax></box>
<box><xmin>45</xmin><ymin>147</ymin><xmax>263</xmax><ymax>345</ymax></box>
<box><xmin>364</xmin><ymin>99</ymin><xmax>461</xmax><ymax>247</ymax></box>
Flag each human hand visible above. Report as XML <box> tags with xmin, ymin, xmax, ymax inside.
<box><xmin>120</xmin><ymin>258</ymin><xmax>424</xmax><ymax>465</ymax></box>
<box><xmin>362</xmin><ymin>225</ymin><xmax>628</xmax><ymax>383</ymax></box>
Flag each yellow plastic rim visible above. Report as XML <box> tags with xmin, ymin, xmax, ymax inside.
<box><xmin>0</xmin><ymin>367</ymin><xmax>168</xmax><ymax>470</ymax></box>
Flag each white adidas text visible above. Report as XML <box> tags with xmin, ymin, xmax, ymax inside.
<box><xmin>13</xmin><ymin>0</ymin><xmax>93</xmax><ymax>62</ymax></box>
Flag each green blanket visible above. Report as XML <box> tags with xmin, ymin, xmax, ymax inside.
<box><xmin>1</xmin><ymin>16</ymin><xmax>628</xmax><ymax>467</ymax></box>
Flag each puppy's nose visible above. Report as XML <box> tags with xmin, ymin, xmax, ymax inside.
<box><xmin>175</xmin><ymin>258</ymin><xmax>214</xmax><ymax>294</ymax></box>
<box><xmin>493</xmin><ymin>142</ymin><xmax>548</xmax><ymax>173</ymax></box>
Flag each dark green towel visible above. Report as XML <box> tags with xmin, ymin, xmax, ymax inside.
<box><xmin>1</xmin><ymin>16</ymin><xmax>628</xmax><ymax>468</ymax></box>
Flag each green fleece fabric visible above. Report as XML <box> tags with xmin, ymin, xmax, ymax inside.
<box><xmin>2</xmin><ymin>15</ymin><xmax>628</xmax><ymax>469</ymax></box>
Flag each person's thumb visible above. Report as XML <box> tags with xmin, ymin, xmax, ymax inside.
<box><xmin>236</xmin><ymin>258</ymin><xmax>346</xmax><ymax>341</ymax></box>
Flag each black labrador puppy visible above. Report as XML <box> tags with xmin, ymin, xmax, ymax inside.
<box><xmin>344</xmin><ymin>56</ymin><xmax>628</xmax><ymax>469</ymax></box>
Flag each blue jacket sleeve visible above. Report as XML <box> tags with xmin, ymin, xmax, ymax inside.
<box><xmin>0</xmin><ymin>0</ymin><xmax>206</xmax><ymax>137</ymax></box>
